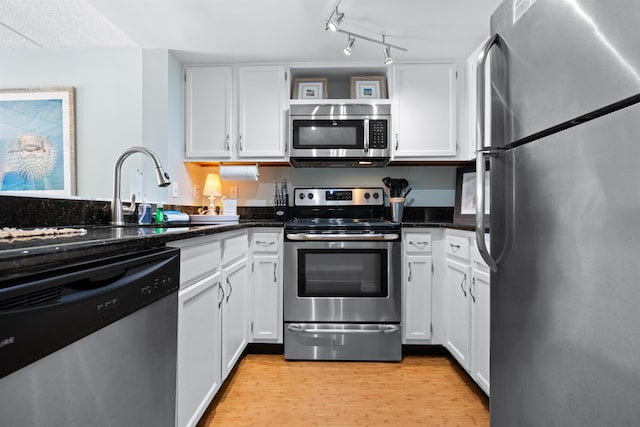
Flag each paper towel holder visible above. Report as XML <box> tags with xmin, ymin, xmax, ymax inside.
<box><xmin>219</xmin><ymin>162</ymin><xmax>260</xmax><ymax>182</ymax></box>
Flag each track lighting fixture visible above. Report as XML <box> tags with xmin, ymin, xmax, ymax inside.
<box><xmin>343</xmin><ymin>35</ymin><xmax>355</xmax><ymax>55</ymax></box>
<box><xmin>326</xmin><ymin>0</ymin><xmax>345</xmax><ymax>32</ymax></box>
<box><xmin>382</xmin><ymin>35</ymin><xmax>393</xmax><ymax>64</ymax></box>
<box><xmin>324</xmin><ymin>0</ymin><xmax>407</xmax><ymax>64</ymax></box>
<box><xmin>383</xmin><ymin>45</ymin><xmax>393</xmax><ymax>64</ymax></box>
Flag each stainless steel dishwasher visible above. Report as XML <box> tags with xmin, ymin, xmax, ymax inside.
<box><xmin>0</xmin><ymin>247</ymin><xmax>180</xmax><ymax>427</ymax></box>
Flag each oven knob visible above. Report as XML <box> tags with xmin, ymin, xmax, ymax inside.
<box><xmin>308</xmin><ymin>193</ymin><xmax>314</xmax><ymax>200</ymax></box>
<box><xmin>373</xmin><ymin>192</ymin><xmax>380</xmax><ymax>199</ymax></box>
<box><xmin>299</xmin><ymin>193</ymin><xmax>305</xmax><ymax>199</ymax></box>
<box><xmin>364</xmin><ymin>192</ymin><xmax>371</xmax><ymax>199</ymax></box>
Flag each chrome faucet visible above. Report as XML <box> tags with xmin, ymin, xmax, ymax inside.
<box><xmin>112</xmin><ymin>146</ymin><xmax>171</xmax><ymax>225</ymax></box>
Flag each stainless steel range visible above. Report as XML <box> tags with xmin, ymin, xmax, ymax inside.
<box><xmin>284</xmin><ymin>187</ymin><xmax>402</xmax><ymax>361</ymax></box>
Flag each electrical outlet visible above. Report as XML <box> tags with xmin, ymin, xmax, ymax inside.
<box><xmin>172</xmin><ymin>182</ymin><xmax>178</xmax><ymax>198</ymax></box>
<box><xmin>194</xmin><ymin>185</ymin><xmax>200</xmax><ymax>199</ymax></box>
<box><xmin>230</xmin><ymin>185</ymin><xmax>238</xmax><ymax>199</ymax></box>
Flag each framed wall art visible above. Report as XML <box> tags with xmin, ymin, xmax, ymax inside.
<box><xmin>292</xmin><ymin>78</ymin><xmax>328</xmax><ymax>99</ymax></box>
<box><xmin>350</xmin><ymin>76</ymin><xmax>387</xmax><ymax>99</ymax></box>
<box><xmin>453</xmin><ymin>163</ymin><xmax>491</xmax><ymax>226</ymax></box>
<box><xmin>0</xmin><ymin>87</ymin><xmax>76</xmax><ymax>196</ymax></box>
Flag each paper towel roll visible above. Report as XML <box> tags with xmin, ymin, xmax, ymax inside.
<box><xmin>219</xmin><ymin>165</ymin><xmax>259</xmax><ymax>181</ymax></box>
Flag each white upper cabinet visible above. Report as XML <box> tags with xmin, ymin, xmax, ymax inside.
<box><xmin>237</xmin><ymin>66</ymin><xmax>287</xmax><ymax>159</ymax></box>
<box><xmin>185</xmin><ymin>66</ymin><xmax>233</xmax><ymax>159</ymax></box>
<box><xmin>184</xmin><ymin>65</ymin><xmax>288</xmax><ymax>162</ymax></box>
<box><xmin>392</xmin><ymin>63</ymin><xmax>459</xmax><ymax>159</ymax></box>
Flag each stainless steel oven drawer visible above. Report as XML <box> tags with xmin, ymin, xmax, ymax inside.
<box><xmin>284</xmin><ymin>323</ymin><xmax>401</xmax><ymax>361</ymax></box>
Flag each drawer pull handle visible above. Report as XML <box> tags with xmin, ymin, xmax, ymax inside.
<box><xmin>226</xmin><ymin>277</ymin><xmax>233</xmax><ymax>302</ymax></box>
<box><xmin>450</xmin><ymin>243</ymin><xmax>461</xmax><ymax>252</ymax></box>
<box><xmin>409</xmin><ymin>241</ymin><xmax>429</xmax><ymax>249</ymax></box>
<box><xmin>470</xmin><ymin>277</ymin><xmax>476</xmax><ymax>303</ymax></box>
<box><xmin>460</xmin><ymin>273</ymin><xmax>467</xmax><ymax>297</ymax></box>
<box><xmin>256</xmin><ymin>240</ymin><xmax>275</xmax><ymax>246</ymax></box>
<box><xmin>217</xmin><ymin>281</ymin><xmax>224</xmax><ymax>308</ymax></box>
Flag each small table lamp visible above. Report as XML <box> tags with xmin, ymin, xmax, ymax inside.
<box><xmin>202</xmin><ymin>173</ymin><xmax>222</xmax><ymax>215</ymax></box>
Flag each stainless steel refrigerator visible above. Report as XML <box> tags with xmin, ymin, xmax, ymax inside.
<box><xmin>474</xmin><ymin>1</ymin><xmax>640</xmax><ymax>425</ymax></box>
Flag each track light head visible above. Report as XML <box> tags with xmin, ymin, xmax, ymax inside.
<box><xmin>327</xmin><ymin>11</ymin><xmax>344</xmax><ymax>31</ymax></box>
<box><xmin>343</xmin><ymin>35</ymin><xmax>355</xmax><ymax>55</ymax></box>
<box><xmin>383</xmin><ymin>45</ymin><xmax>393</xmax><ymax>64</ymax></box>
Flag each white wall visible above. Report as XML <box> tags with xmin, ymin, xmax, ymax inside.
<box><xmin>0</xmin><ymin>47</ymin><xmax>192</xmax><ymax>205</ymax></box>
<box><xmin>197</xmin><ymin>165</ymin><xmax>457</xmax><ymax>207</ymax></box>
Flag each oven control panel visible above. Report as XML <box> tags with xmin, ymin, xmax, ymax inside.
<box><xmin>294</xmin><ymin>187</ymin><xmax>384</xmax><ymax>206</ymax></box>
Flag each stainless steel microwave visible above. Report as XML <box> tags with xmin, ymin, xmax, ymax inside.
<box><xmin>288</xmin><ymin>104</ymin><xmax>391</xmax><ymax>167</ymax></box>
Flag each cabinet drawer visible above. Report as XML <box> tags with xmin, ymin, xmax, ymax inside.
<box><xmin>445</xmin><ymin>234</ymin><xmax>471</xmax><ymax>261</ymax></box>
<box><xmin>404</xmin><ymin>233</ymin><xmax>432</xmax><ymax>253</ymax></box>
<box><xmin>222</xmin><ymin>233</ymin><xmax>248</xmax><ymax>265</ymax></box>
<box><xmin>251</xmin><ymin>232</ymin><xmax>281</xmax><ymax>253</ymax></box>
<box><xmin>175</xmin><ymin>239</ymin><xmax>222</xmax><ymax>287</ymax></box>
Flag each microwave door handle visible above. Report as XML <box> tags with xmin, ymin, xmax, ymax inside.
<box><xmin>363</xmin><ymin>118</ymin><xmax>370</xmax><ymax>152</ymax></box>
<box><xmin>476</xmin><ymin>33</ymin><xmax>502</xmax><ymax>272</ymax></box>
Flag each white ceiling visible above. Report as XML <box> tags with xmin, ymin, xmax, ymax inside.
<box><xmin>0</xmin><ymin>0</ymin><xmax>502</xmax><ymax>64</ymax></box>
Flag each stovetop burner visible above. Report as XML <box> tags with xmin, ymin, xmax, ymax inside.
<box><xmin>286</xmin><ymin>187</ymin><xmax>399</xmax><ymax>233</ymax></box>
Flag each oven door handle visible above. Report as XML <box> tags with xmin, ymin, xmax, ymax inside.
<box><xmin>287</xmin><ymin>324</ymin><xmax>400</xmax><ymax>334</ymax></box>
<box><xmin>286</xmin><ymin>233</ymin><xmax>400</xmax><ymax>241</ymax></box>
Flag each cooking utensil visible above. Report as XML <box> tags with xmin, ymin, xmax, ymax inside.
<box><xmin>382</xmin><ymin>177</ymin><xmax>410</xmax><ymax>197</ymax></box>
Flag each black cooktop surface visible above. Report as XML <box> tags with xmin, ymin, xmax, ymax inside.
<box><xmin>285</xmin><ymin>217</ymin><xmax>400</xmax><ymax>231</ymax></box>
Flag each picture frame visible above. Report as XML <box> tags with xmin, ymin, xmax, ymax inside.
<box><xmin>350</xmin><ymin>76</ymin><xmax>388</xmax><ymax>99</ymax></box>
<box><xmin>453</xmin><ymin>163</ymin><xmax>491</xmax><ymax>226</ymax></box>
<box><xmin>292</xmin><ymin>78</ymin><xmax>328</xmax><ymax>99</ymax></box>
<box><xmin>0</xmin><ymin>87</ymin><xmax>76</xmax><ymax>196</ymax></box>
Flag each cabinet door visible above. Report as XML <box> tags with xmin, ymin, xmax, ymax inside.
<box><xmin>471</xmin><ymin>268</ymin><xmax>491</xmax><ymax>395</ymax></box>
<box><xmin>251</xmin><ymin>253</ymin><xmax>282</xmax><ymax>342</ymax></box>
<box><xmin>177</xmin><ymin>272</ymin><xmax>222</xmax><ymax>427</ymax></box>
<box><xmin>221</xmin><ymin>258</ymin><xmax>248</xmax><ymax>379</ymax></box>
<box><xmin>184</xmin><ymin>67</ymin><xmax>233</xmax><ymax>159</ymax></box>
<box><xmin>392</xmin><ymin>64</ymin><xmax>457</xmax><ymax>158</ymax></box>
<box><xmin>444</xmin><ymin>258</ymin><xmax>471</xmax><ymax>370</ymax></box>
<box><xmin>403</xmin><ymin>254</ymin><xmax>433</xmax><ymax>343</ymax></box>
<box><xmin>237</xmin><ymin>66</ymin><xmax>287</xmax><ymax>159</ymax></box>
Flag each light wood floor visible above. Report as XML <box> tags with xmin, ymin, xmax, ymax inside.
<box><xmin>197</xmin><ymin>354</ymin><xmax>489</xmax><ymax>426</ymax></box>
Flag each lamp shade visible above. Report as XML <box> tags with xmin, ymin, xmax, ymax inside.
<box><xmin>203</xmin><ymin>173</ymin><xmax>222</xmax><ymax>196</ymax></box>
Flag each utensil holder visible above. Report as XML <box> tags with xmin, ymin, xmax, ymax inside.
<box><xmin>390</xmin><ymin>197</ymin><xmax>405</xmax><ymax>223</ymax></box>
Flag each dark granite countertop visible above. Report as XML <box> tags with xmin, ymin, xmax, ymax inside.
<box><xmin>1</xmin><ymin>218</ymin><xmax>486</xmax><ymax>278</ymax></box>
<box><xmin>0</xmin><ymin>220</ymin><xmax>283</xmax><ymax>275</ymax></box>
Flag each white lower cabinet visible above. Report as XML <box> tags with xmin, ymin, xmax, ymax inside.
<box><xmin>169</xmin><ymin>230</ymin><xmax>249</xmax><ymax>427</ymax></box>
<box><xmin>177</xmin><ymin>271</ymin><xmax>222</xmax><ymax>427</ymax></box>
<box><xmin>443</xmin><ymin>229</ymin><xmax>490</xmax><ymax>395</ymax></box>
<box><xmin>444</xmin><ymin>257</ymin><xmax>472</xmax><ymax>370</ymax></box>
<box><xmin>249</xmin><ymin>229</ymin><xmax>283</xmax><ymax>343</ymax></box>
<box><xmin>470</xmin><ymin>239</ymin><xmax>491</xmax><ymax>395</ymax></box>
<box><xmin>470</xmin><ymin>267</ymin><xmax>490</xmax><ymax>394</ymax></box>
<box><xmin>221</xmin><ymin>257</ymin><xmax>248</xmax><ymax>378</ymax></box>
<box><xmin>402</xmin><ymin>230</ymin><xmax>434</xmax><ymax>343</ymax></box>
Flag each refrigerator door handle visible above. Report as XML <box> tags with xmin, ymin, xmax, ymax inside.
<box><xmin>476</xmin><ymin>33</ymin><xmax>502</xmax><ymax>272</ymax></box>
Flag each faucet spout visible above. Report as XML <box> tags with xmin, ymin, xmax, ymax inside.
<box><xmin>112</xmin><ymin>146</ymin><xmax>171</xmax><ymax>225</ymax></box>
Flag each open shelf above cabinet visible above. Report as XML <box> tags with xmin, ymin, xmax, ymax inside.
<box><xmin>289</xmin><ymin>65</ymin><xmax>392</xmax><ymax>103</ymax></box>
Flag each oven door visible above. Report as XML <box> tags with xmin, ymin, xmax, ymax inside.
<box><xmin>284</xmin><ymin>239</ymin><xmax>401</xmax><ymax>323</ymax></box>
